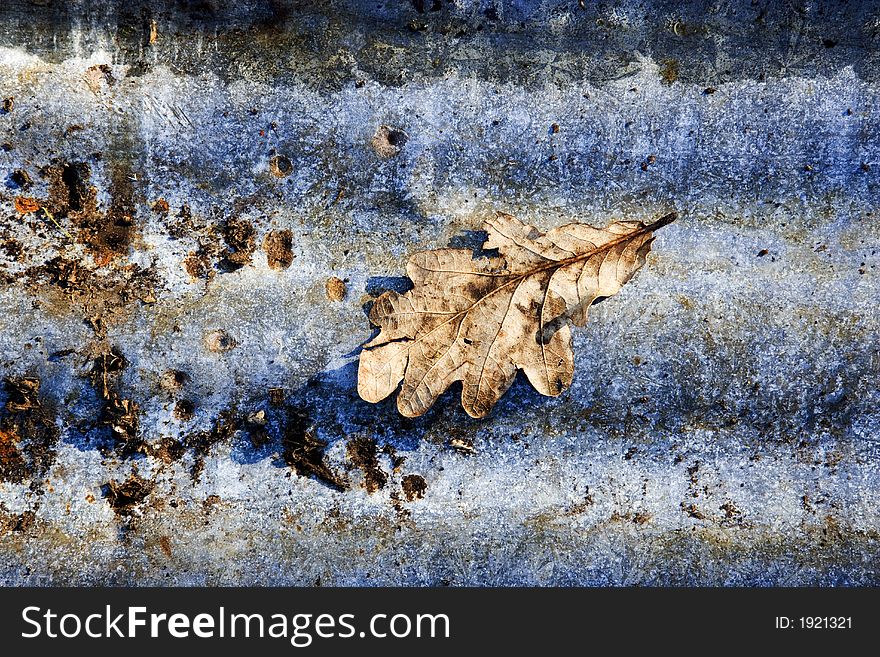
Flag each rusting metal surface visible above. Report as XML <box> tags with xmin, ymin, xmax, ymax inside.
<box><xmin>0</xmin><ymin>1</ymin><xmax>878</xmax><ymax>585</ymax></box>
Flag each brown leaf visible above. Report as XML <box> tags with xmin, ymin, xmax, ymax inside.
<box><xmin>358</xmin><ymin>211</ymin><xmax>676</xmax><ymax>418</ymax></box>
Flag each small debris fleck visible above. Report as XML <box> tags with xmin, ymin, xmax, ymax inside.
<box><xmin>14</xmin><ymin>196</ymin><xmax>40</xmax><ymax>214</ymax></box>
<box><xmin>268</xmin><ymin>387</ymin><xmax>285</xmax><ymax>406</ymax></box>
<box><xmin>449</xmin><ymin>437</ymin><xmax>475</xmax><ymax>454</ymax></box>
<box><xmin>282</xmin><ymin>410</ymin><xmax>347</xmax><ymax>491</ymax></box>
<box><xmin>246</xmin><ymin>409</ymin><xmax>266</xmax><ymax>426</ymax></box>
<box><xmin>402</xmin><ymin>474</ymin><xmax>427</xmax><ymax>501</ymax></box>
<box><xmin>9</xmin><ymin>169</ymin><xmax>31</xmax><ymax>188</ymax></box>
<box><xmin>205</xmin><ymin>329</ymin><xmax>237</xmax><ymax>353</ymax></box>
<box><xmin>347</xmin><ymin>437</ymin><xmax>387</xmax><ymax>493</ymax></box>
<box><xmin>84</xmin><ymin>64</ymin><xmax>115</xmax><ymax>93</ymax></box>
<box><xmin>184</xmin><ymin>252</ymin><xmax>211</xmax><ymax>281</ymax></box>
<box><xmin>219</xmin><ymin>218</ymin><xmax>256</xmax><ymax>271</ymax></box>
<box><xmin>269</xmin><ymin>154</ymin><xmax>293</xmax><ymax>178</ymax></box>
<box><xmin>681</xmin><ymin>503</ymin><xmax>707</xmax><ymax>520</ymax></box>
<box><xmin>326</xmin><ymin>276</ymin><xmax>346</xmax><ymax>302</ymax></box>
<box><xmin>103</xmin><ymin>475</ymin><xmax>154</xmax><ymax>516</ymax></box>
<box><xmin>173</xmin><ymin>399</ymin><xmax>195</xmax><ymax>421</ymax></box>
<box><xmin>659</xmin><ymin>59</ymin><xmax>680</xmax><ymax>85</ymax></box>
<box><xmin>263</xmin><ymin>229</ymin><xmax>294</xmax><ymax>270</ymax></box>
<box><xmin>160</xmin><ymin>369</ymin><xmax>189</xmax><ymax>391</ymax></box>
<box><xmin>370</xmin><ymin>125</ymin><xmax>408</xmax><ymax>158</ymax></box>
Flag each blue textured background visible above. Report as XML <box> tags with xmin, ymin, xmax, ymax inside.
<box><xmin>0</xmin><ymin>1</ymin><xmax>877</xmax><ymax>585</ymax></box>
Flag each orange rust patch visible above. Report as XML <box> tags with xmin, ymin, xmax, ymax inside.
<box><xmin>0</xmin><ymin>428</ymin><xmax>23</xmax><ymax>465</ymax></box>
<box><xmin>14</xmin><ymin>196</ymin><xmax>40</xmax><ymax>214</ymax></box>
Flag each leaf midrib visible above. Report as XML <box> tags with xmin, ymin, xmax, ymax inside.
<box><xmin>370</xmin><ymin>212</ymin><xmax>675</xmax><ymax>354</ymax></box>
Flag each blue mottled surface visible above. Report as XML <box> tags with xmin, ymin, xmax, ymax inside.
<box><xmin>0</xmin><ymin>1</ymin><xmax>877</xmax><ymax>585</ymax></box>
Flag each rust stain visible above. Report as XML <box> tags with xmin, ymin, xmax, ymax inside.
<box><xmin>14</xmin><ymin>196</ymin><xmax>40</xmax><ymax>213</ymax></box>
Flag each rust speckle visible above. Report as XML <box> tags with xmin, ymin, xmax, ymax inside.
<box><xmin>0</xmin><ymin>428</ymin><xmax>26</xmax><ymax>482</ymax></box>
<box><xmin>149</xmin><ymin>436</ymin><xmax>186</xmax><ymax>464</ymax></box>
<box><xmin>203</xmin><ymin>494</ymin><xmax>222</xmax><ymax>513</ymax></box>
<box><xmin>682</xmin><ymin>503</ymin><xmax>707</xmax><ymax>520</ymax></box>
<box><xmin>184</xmin><ymin>251</ymin><xmax>211</xmax><ymax>281</ymax></box>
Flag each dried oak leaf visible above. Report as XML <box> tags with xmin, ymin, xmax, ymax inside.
<box><xmin>358</xmin><ymin>211</ymin><xmax>676</xmax><ymax>418</ymax></box>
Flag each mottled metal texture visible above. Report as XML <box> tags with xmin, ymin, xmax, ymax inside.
<box><xmin>0</xmin><ymin>0</ymin><xmax>878</xmax><ymax>585</ymax></box>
